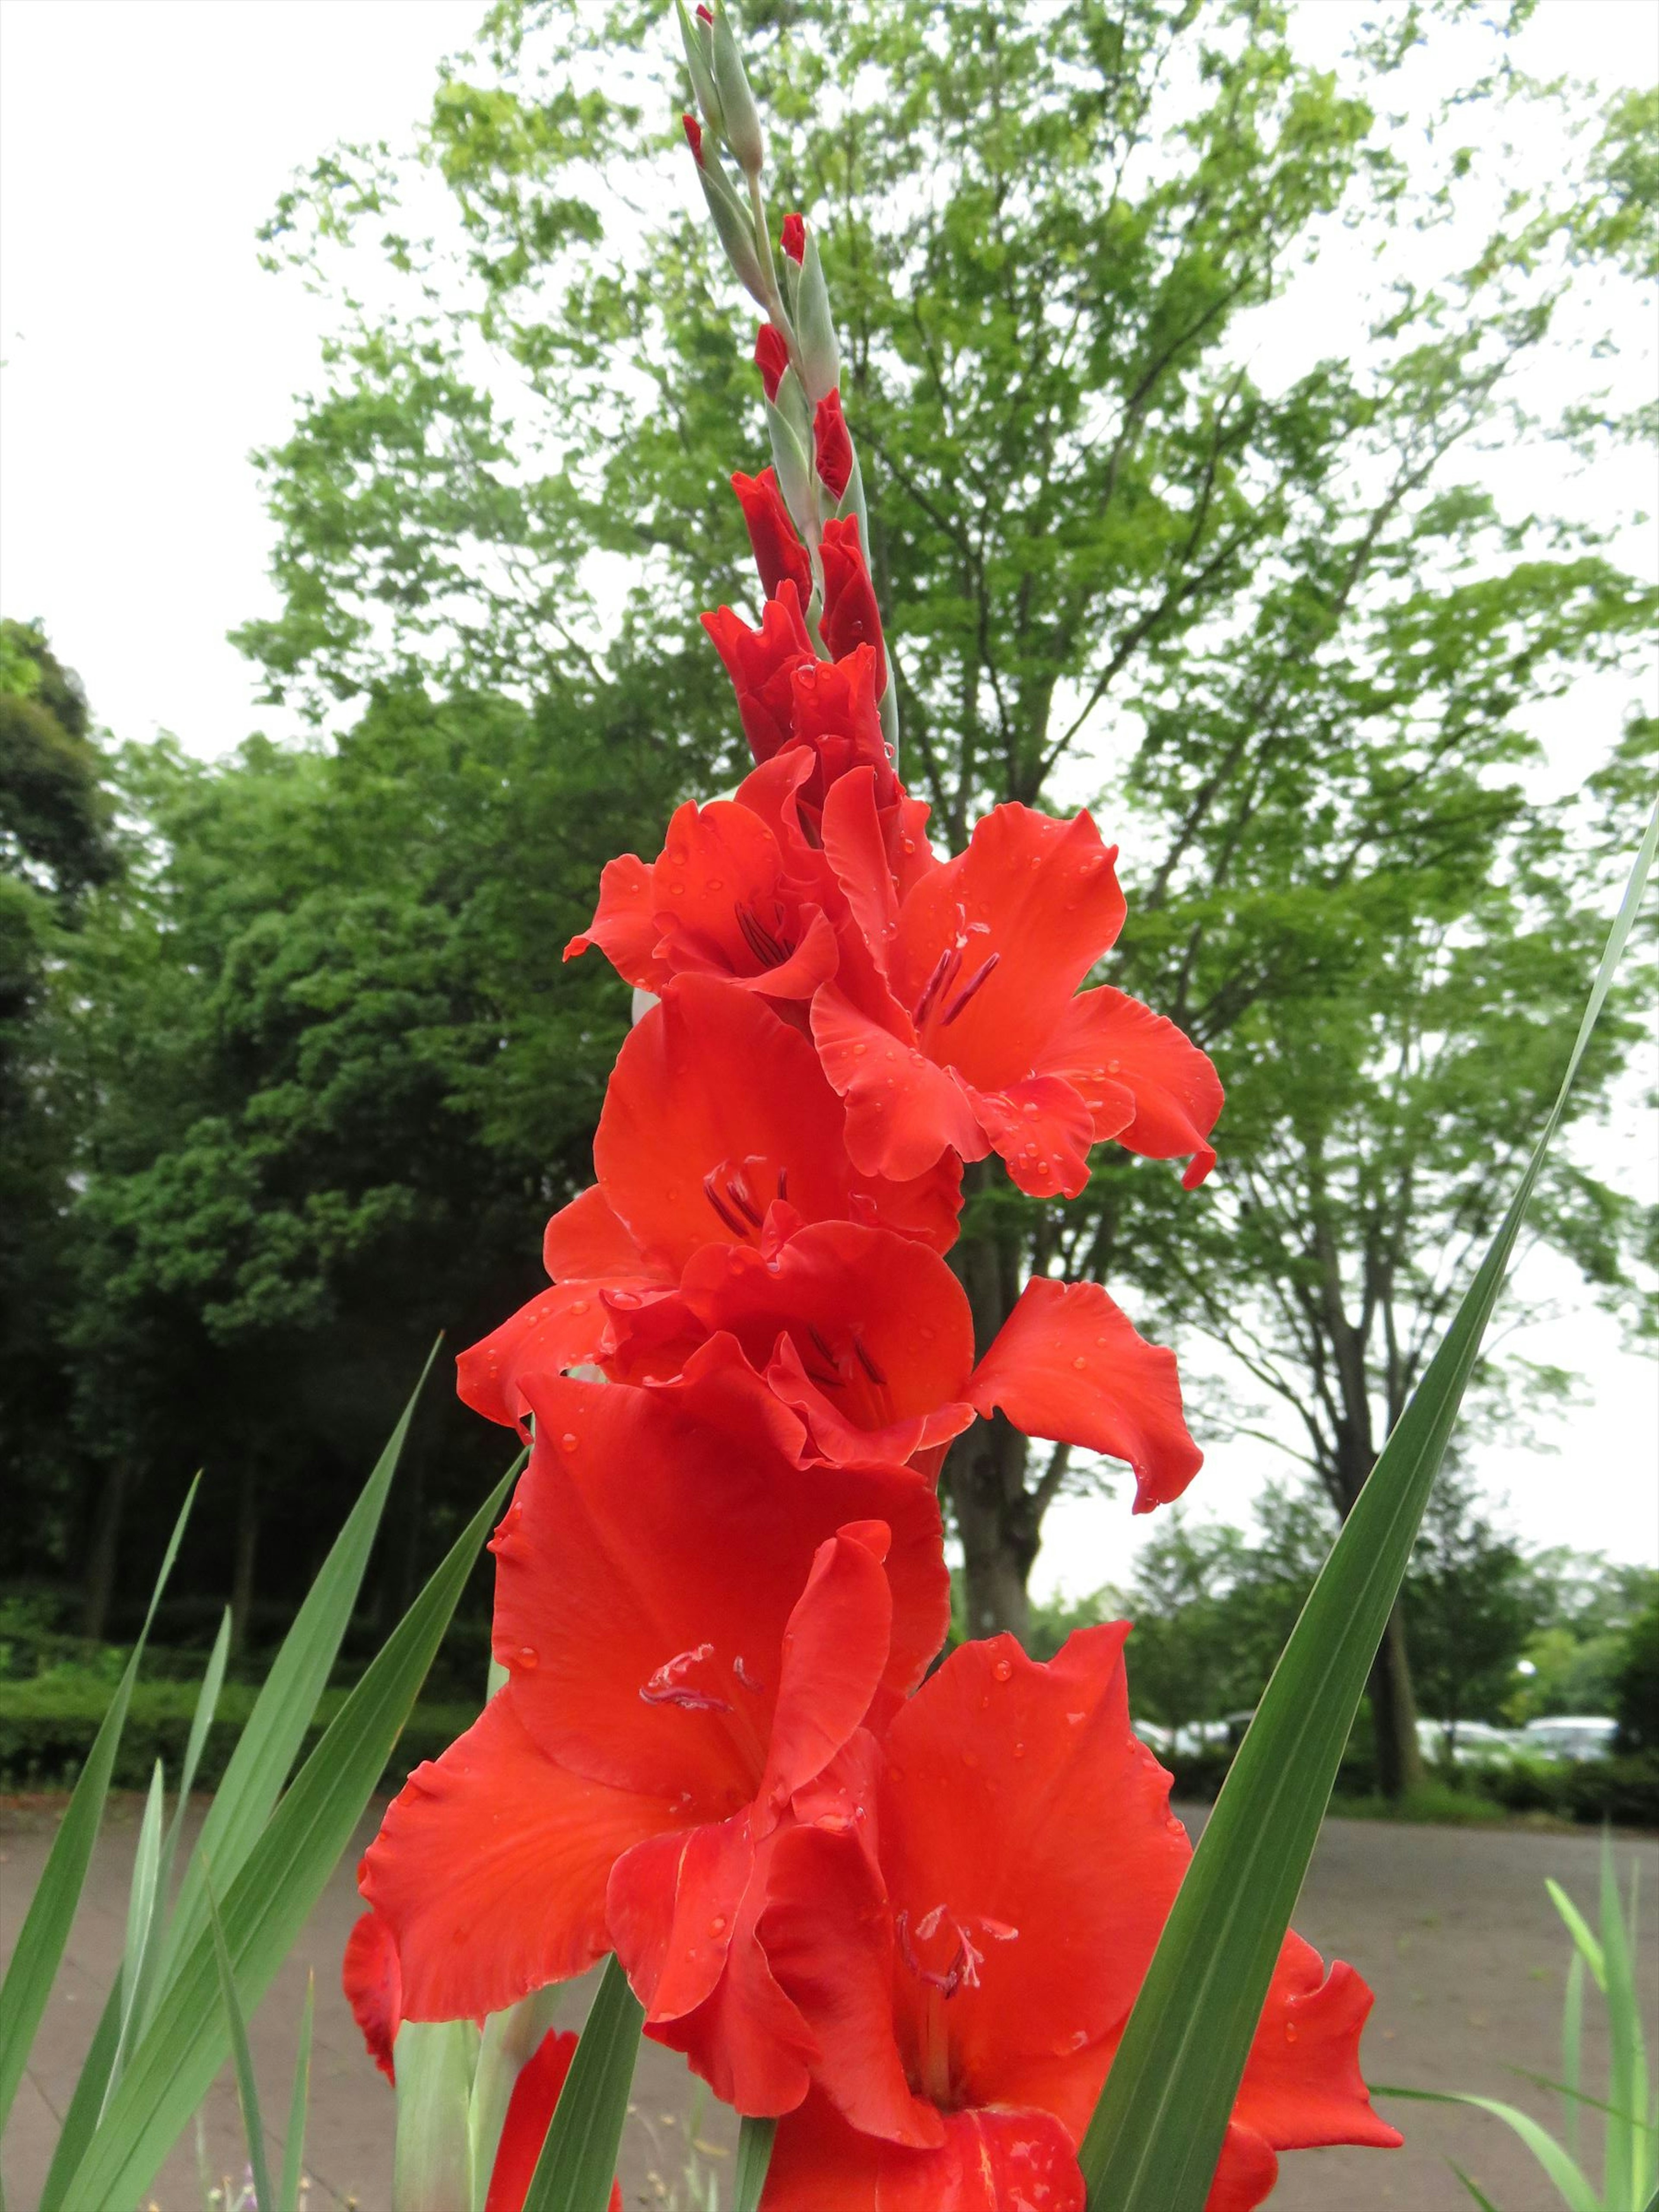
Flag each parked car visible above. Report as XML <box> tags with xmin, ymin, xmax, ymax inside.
<box><xmin>1417</xmin><ymin>1717</ymin><xmax>1525</xmax><ymax>1767</ymax></box>
<box><xmin>1520</xmin><ymin>1715</ymin><xmax>1620</xmax><ymax>1763</ymax></box>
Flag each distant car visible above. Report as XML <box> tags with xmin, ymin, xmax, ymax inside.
<box><xmin>1417</xmin><ymin>1718</ymin><xmax>1524</xmax><ymax>1767</ymax></box>
<box><xmin>1133</xmin><ymin>1718</ymin><xmax>1174</xmax><ymax>1755</ymax></box>
<box><xmin>1521</xmin><ymin>1716</ymin><xmax>1619</xmax><ymax>1763</ymax></box>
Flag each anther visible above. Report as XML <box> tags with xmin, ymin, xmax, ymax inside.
<box><xmin>939</xmin><ymin>952</ymin><xmax>1001</xmax><ymax>1025</ymax></box>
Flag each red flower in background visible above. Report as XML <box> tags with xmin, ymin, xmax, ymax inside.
<box><xmin>756</xmin><ymin>1630</ymin><xmax>1399</xmax><ymax>2211</ymax></box>
<box><xmin>754</xmin><ymin>321</ymin><xmax>790</xmax><ymax>402</ymax></box>
<box><xmin>682</xmin><ymin>113</ymin><xmax>704</xmax><ymax>163</ymax></box>
<box><xmin>360</xmin><ymin>1358</ymin><xmax>949</xmax><ymax>2112</ymax></box>
<box><xmin>814</xmin><ymin>390</ymin><xmax>854</xmax><ymax>501</ymax></box>
<box><xmin>819</xmin><ymin>516</ymin><xmax>886</xmax><ymax>689</ymax></box>
<box><xmin>732</xmin><ymin>467</ymin><xmax>812</xmax><ymax>605</ymax></box>
<box><xmin>342</xmin><ymin>1909</ymin><xmax>400</xmax><ymax>2085</ymax></box>
<box><xmin>811</xmin><ymin>791</ymin><xmax>1221</xmax><ymax>1198</ymax></box>
<box><xmin>780</xmin><ymin>212</ymin><xmax>806</xmax><ymax>263</ymax></box>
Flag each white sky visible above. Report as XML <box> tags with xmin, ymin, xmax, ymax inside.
<box><xmin>0</xmin><ymin>0</ymin><xmax>1654</xmax><ymax>1596</ymax></box>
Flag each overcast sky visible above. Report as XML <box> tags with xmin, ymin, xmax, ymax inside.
<box><xmin>1</xmin><ymin>0</ymin><xmax>1654</xmax><ymax>1598</ymax></box>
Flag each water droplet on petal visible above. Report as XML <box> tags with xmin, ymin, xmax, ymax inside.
<box><xmin>1072</xmin><ymin>1355</ymin><xmax>1087</xmax><ymax>1370</ymax></box>
<box><xmin>515</xmin><ymin>1646</ymin><xmax>540</xmax><ymax>1671</ymax></box>
<box><xmin>992</xmin><ymin>1656</ymin><xmax>1013</xmax><ymax>1682</ymax></box>
<box><xmin>561</xmin><ymin>1432</ymin><xmax>579</xmax><ymax>1452</ymax></box>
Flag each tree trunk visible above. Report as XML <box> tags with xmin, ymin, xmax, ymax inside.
<box><xmin>1367</xmin><ymin>1602</ymin><xmax>1424</xmax><ymax>1800</ymax></box>
<box><xmin>230</xmin><ymin>1461</ymin><xmax>259</xmax><ymax>1661</ymax></box>
<box><xmin>81</xmin><ymin>1460</ymin><xmax>130</xmax><ymax>1641</ymax></box>
<box><xmin>949</xmin><ymin>1412</ymin><xmax>1036</xmax><ymax>1640</ymax></box>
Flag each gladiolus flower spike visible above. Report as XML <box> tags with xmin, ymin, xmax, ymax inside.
<box><xmin>348</xmin><ymin>8</ymin><xmax>1400</xmax><ymax>2211</ymax></box>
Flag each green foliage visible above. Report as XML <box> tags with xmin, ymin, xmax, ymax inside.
<box><xmin>1404</xmin><ymin>1465</ymin><xmax>1550</xmax><ymax>1738</ymax></box>
<box><xmin>1614</xmin><ymin>1600</ymin><xmax>1659</xmax><ymax>1752</ymax></box>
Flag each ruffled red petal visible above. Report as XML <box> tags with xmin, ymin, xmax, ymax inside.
<box><xmin>456</xmin><ymin>1282</ymin><xmax>614</xmax><ymax>1429</ymax></box>
<box><xmin>563</xmin><ymin>851</ymin><xmax>671</xmax><ymax>991</ymax></box>
<box><xmin>703</xmin><ymin>584</ymin><xmax>815</xmax><ymax>764</ymax></box>
<box><xmin>341</xmin><ymin>1909</ymin><xmax>400</xmax><ymax>2085</ymax></box>
<box><xmin>359</xmin><ymin>1690</ymin><xmax>675</xmax><ymax>2022</ymax></box>
<box><xmin>732</xmin><ymin>468</ymin><xmax>813</xmax><ymax>607</ymax></box>
<box><xmin>762</xmin><ymin>2091</ymin><xmax>1083</xmax><ymax>2212</ymax></box>
<box><xmin>1041</xmin><ymin>985</ymin><xmax>1223</xmax><ymax>1188</ymax></box>
<box><xmin>819</xmin><ymin>517</ymin><xmax>886</xmax><ymax>690</ymax></box>
<box><xmin>966</xmin><ymin>1277</ymin><xmax>1203</xmax><ymax>1511</ymax></box>
<box><xmin>812</xmin><ymin>982</ymin><xmax>988</xmax><ymax>1182</ymax></box>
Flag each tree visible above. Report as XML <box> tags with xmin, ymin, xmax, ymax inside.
<box><xmin>1400</xmin><ymin>1466</ymin><xmax>1543</xmax><ymax>1752</ymax></box>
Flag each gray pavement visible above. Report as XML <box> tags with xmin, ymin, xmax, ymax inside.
<box><xmin>2</xmin><ymin>1796</ymin><xmax>1653</xmax><ymax>2210</ymax></box>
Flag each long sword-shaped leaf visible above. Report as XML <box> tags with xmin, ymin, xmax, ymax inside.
<box><xmin>1077</xmin><ymin>801</ymin><xmax>1658</xmax><ymax>2212</ymax></box>
<box><xmin>65</xmin><ymin>1450</ymin><xmax>521</xmax><ymax>2212</ymax></box>
<box><xmin>733</xmin><ymin>2116</ymin><xmax>777</xmax><ymax>2212</ymax></box>
<box><xmin>521</xmin><ymin>1956</ymin><xmax>644</xmax><ymax>2212</ymax></box>
<box><xmin>0</xmin><ymin>1475</ymin><xmax>196</xmax><ymax>2134</ymax></box>
<box><xmin>279</xmin><ymin>1972</ymin><xmax>315</xmax><ymax>2212</ymax></box>
<box><xmin>1379</xmin><ymin>2086</ymin><xmax>1599</xmax><ymax>2211</ymax></box>
<box><xmin>207</xmin><ymin>1871</ymin><xmax>276</xmax><ymax>2212</ymax></box>
<box><xmin>156</xmin><ymin>1350</ymin><xmax>437</xmax><ymax>1992</ymax></box>
<box><xmin>41</xmin><ymin>1614</ymin><xmax>232</xmax><ymax>2206</ymax></box>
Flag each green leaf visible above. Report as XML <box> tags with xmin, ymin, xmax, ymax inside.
<box><xmin>1378</xmin><ymin>2087</ymin><xmax>1599</xmax><ymax>2212</ymax></box>
<box><xmin>520</xmin><ymin>1956</ymin><xmax>643</xmax><ymax>2212</ymax></box>
<box><xmin>733</xmin><ymin>2116</ymin><xmax>777</xmax><ymax>2212</ymax></box>
<box><xmin>1449</xmin><ymin>2161</ymin><xmax>1504</xmax><ymax>2211</ymax></box>
<box><xmin>279</xmin><ymin>1973</ymin><xmax>315</xmax><ymax>2212</ymax></box>
<box><xmin>116</xmin><ymin>1764</ymin><xmax>165</xmax><ymax>2051</ymax></box>
<box><xmin>1549</xmin><ymin>1878</ymin><xmax>1608</xmax><ymax>1992</ymax></box>
<box><xmin>64</xmin><ymin>1447</ymin><xmax>521</xmax><ymax>2212</ymax></box>
<box><xmin>207</xmin><ymin>1870</ymin><xmax>276</xmax><ymax>2212</ymax></box>
<box><xmin>0</xmin><ymin>1475</ymin><xmax>196</xmax><ymax>2136</ymax></box>
<box><xmin>1076</xmin><ymin>799</ymin><xmax>1659</xmax><ymax>2212</ymax></box>
<box><xmin>394</xmin><ymin>2019</ymin><xmax>479</xmax><ymax>2212</ymax></box>
<box><xmin>1601</xmin><ymin>1843</ymin><xmax>1646</xmax><ymax>2209</ymax></box>
<box><xmin>1562</xmin><ymin>1950</ymin><xmax>1585</xmax><ymax>2161</ymax></box>
<box><xmin>41</xmin><ymin>1613</ymin><xmax>232</xmax><ymax>2208</ymax></box>
<box><xmin>156</xmin><ymin>1352</ymin><xmax>435</xmax><ymax>1993</ymax></box>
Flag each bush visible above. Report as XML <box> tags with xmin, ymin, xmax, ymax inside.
<box><xmin>0</xmin><ymin>1670</ymin><xmax>477</xmax><ymax>1795</ymax></box>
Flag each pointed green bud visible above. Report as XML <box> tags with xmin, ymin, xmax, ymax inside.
<box><xmin>773</xmin><ymin>361</ymin><xmax>813</xmax><ymax>448</ymax></box>
<box><xmin>795</xmin><ymin>222</ymin><xmax>840</xmax><ymax>405</ymax></box>
<box><xmin>711</xmin><ymin>0</ymin><xmax>765</xmax><ymax>176</ymax></box>
<box><xmin>675</xmin><ymin>0</ymin><xmax>726</xmax><ymax>137</ymax></box>
<box><xmin>696</xmin><ymin>154</ymin><xmax>770</xmax><ymax>306</ymax></box>
<box><xmin>765</xmin><ymin>397</ymin><xmax>813</xmax><ymax>533</ymax></box>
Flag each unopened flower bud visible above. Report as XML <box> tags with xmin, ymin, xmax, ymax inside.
<box><xmin>780</xmin><ymin>213</ymin><xmax>806</xmax><ymax>264</ymax></box>
<box><xmin>753</xmin><ymin>321</ymin><xmax>789</xmax><ymax>403</ymax></box>
<box><xmin>794</xmin><ymin>222</ymin><xmax>840</xmax><ymax>404</ymax></box>
<box><xmin>814</xmin><ymin>390</ymin><xmax>854</xmax><ymax>502</ymax></box>
<box><xmin>683</xmin><ymin>112</ymin><xmax>705</xmax><ymax>164</ymax></box>
<box><xmin>674</xmin><ymin>0</ymin><xmax>726</xmax><ymax>140</ymax></box>
<box><xmin>710</xmin><ymin>1</ymin><xmax>765</xmax><ymax>177</ymax></box>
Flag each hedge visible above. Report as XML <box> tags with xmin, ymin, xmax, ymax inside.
<box><xmin>1161</xmin><ymin>1741</ymin><xmax>1659</xmax><ymax>1829</ymax></box>
<box><xmin>0</xmin><ymin>1673</ymin><xmax>480</xmax><ymax>1796</ymax></box>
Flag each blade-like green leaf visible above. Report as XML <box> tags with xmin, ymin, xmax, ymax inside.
<box><xmin>279</xmin><ymin>1972</ymin><xmax>315</xmax><ymax>2212</ymax></box>
<box><xmin>1602</xmin><ymin>1843</ymin><xmax>1644</xmax><ymax>2209</ymax></box>
<box><xmin>65</xmin><ymin>1450</ymin><xmax>521</xmax><ymax>2212</ymax></box>
<box><xmin>207</xmin><ymin>1871</ymin><xmax>276</xmax><ymax>2212</ymax></box>
<box><xmin>0</xmin><ymin>1475</ymin><xmax>196</xmax><ymax>2135</ymax></box>
<box><xmin>1449</xmin><ymin>2161</ymin><xmax>1504</xmax><ymax>2212</ymax></box>
<box><xmin>156</xmin><ymin>1351</ymin><xmax>437</xmax><ymax>1993</ymax></box>
<box><xmin>471</xmin><ymin>1983</ymin><xmax>565</xmax><ymax>2208</ymax></box>
<box><xmin>1077</xmin><ymin>801</ymin><xmax>1658</xmax><ymax>2212</ymax></box>
<box><xmin>521</xmin><ymin>1956</ymin><xmax>644</xmax><ymax>2212</ymax></box>
<box><xmin>734</xmin><ymin>2116</ymin><xmax>777</xmax><ymax>2212</ymax></box>
<box><xmin>1378</xmin><ymin>2087</ymin><xmax>1599</xmax><ymax>2212</ymax></box>
<box><xmin>1563</xmin><ymin>1949</ymin><xmax>1585</xmax><ymax>2161</ymax></box>
<box><xmin>396</xmin><ymin>2019</ymin><xmax>480</xmax><ymax>2211</ymax></box>
<box><xmin>1548</xmin><ymin>1879</ymin><xmax>1608</xmax><ymax>1992</ymax></box>
<box><xmin>117</xmin><ymin>1764</ymin><xmax>165</xmax><ymax>2042</ymax></box>
<box><xmin>1505</xmin><ymin>2065</ymin><xmax>1655</xmax><ymax>2131</ymax></box>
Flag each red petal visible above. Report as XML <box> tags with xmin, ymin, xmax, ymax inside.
<box><xmin>760</xmin><ymin>1826</ymin><xmax>943</xmax><ymax>2148</ymax></box>
<box><xmin>702</xmin><ymin>584</ymin><xmax>814</xmax><ymax>764</ymax></box>
<box><xmin>540</xmin><ymin>1182</ymin><xmax>657</xmax><ymax>1284</ymax></box>
<box><xmin>1234</xmin><ymin>1933</ymin><xmax>1403</xmax><ymax>2154</ymax></box>
<box><xmin>891</xmin><ymin>806</ymin><xmax>1127</xmax><ymax>1091</ymax></box>
<box><xmin>652</xmin><ymin>799</ymin><xmax>836</xmax><ymax>999</ymax></box>
<box><xmin>456</xmin><ymin>1284</ymin><xmax>613</xmax><ymax>1429</ymax></box>
<box><xmin>1203</xmin><ymin>2124</ymin><xmax>1282</xmax><ymax>2212</ymax></box>
<box><xmin>342</xmin><ymin>1910</ymin><xmax>400</xmax><ymax>2085</ymax></box>
<box><xmin>970</xmin><ymin>1075</ymin><xmax>1096</xmax><ymax>1201</ymax></box>
<box><xmin>875</xmin><ymin>1628</ymin><xmax>1187</xmax><ymax>2104</ymax></box>
<box><xmin>757</xmin><ymin>1526</ymin><xmax>895</xmax><ymax>1820</ymax></box>
<box><xmin>564</xmin><ymin>851</ymin><xmax>671</xmax><ymax>990</ymax></box>
<box><xmin>495</xmin><ymin>1368</ymin><xmax>949</xmax><ymax>1803</ymax></box>
<box><xmin>819</xmin><ymin>516</ymin><xmax>886</xmax><ymax>688</ymax></box>
<box><xmin>821</xmin><ymin>768</ymin><xmax>901</xmax><ymax>977</ymax></box>
<box><xmin>763</xmin><ymin>2094</ymin><xmax>1082</xmax><ymax>2212</ymax></box>
<box><xmin>611</xmin><ymin>1814</ymin><xmax>820</xmax><ymax>2115</ymax></box>
<box><xmin>732</xmin><ymin>468</ymin><xmax>814</xmax><ymax>607</ymax></box>
<box><xmin>812</xmin><ymin>982</ymin><xmax>988</xmax><ymax>1182</ymax></box>
<box><xmin>966</xmin><ymin>1277</ymin><xmax>1203</xmax><ymax>1511</ymax></box>
<box><xmin>1042</xmin><ymin>985</ymin><xmax>1222</xmax><ymax>1188</ymax></box>
<box><xmin>484</xmin><ymin>2031</ymin><xmax>622</xmax><ymax>2212</ymax></box>
<box><xmin>359</xmin><ymin>1690</ymin><xmax>674</xmax><ymax>2022</ymax></box>
<box><xmin>788</xmin><ymin>648</ymin><xmax>891</xmax><ymax>804</ymax></box>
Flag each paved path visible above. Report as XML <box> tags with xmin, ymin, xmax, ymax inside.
<box><xmin>2</xmin><ymin>1796</ymin><xmax>1653</xmax><ymax>2210</ymax></box>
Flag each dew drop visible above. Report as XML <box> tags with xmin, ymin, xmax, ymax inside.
<box><xmin>515</xmin><ymin>1646</ymin><xmax>540</xmax><ymax>1671</ymax></box>
<box><xmin>569</xmin><ymin>1298</ymin><xmax>589</xmax><ymax>1315</ymax></box>
<box><xmin>853</xmin><ymin>1043</ymin><xmax>868</xmax><ymax>1058</ymax></box>
<box><xmin>1285</xmin><ymin>2022</ymin><xmax>1299</xmax><ymax>2044</ymax></box>
<box><xmin>992</xmin><ymin>1656</ymin><xmax>1013</xmax><ymax>1682</ymax></box>
<box><xmin>561</xmin><ymin>1432</ymin><xmax>579</xmax><ymax>1452</ymax></box>
<box><xmin>710</xmin><ymin>1914</ymin><xmax>728</xmax><ymax>1936</ymax></box>
<box><xmin>1072</xmin><ymin>1355</ymin><xmax>1087</xmax><ymax>1371</ymax></box>
<box><xmin>1013</xmin><ymin>1741</ymin><xmax>1026</xmax><ymax>1759</ymax></box>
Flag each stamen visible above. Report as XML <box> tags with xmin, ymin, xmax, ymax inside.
<box><xmin>732</xmin><ymin>1655</ymin><xmax>766</xmax><ymax>1695</ymax></box>
<box><xmin>939</xmin><ymin>951</ymin><xmax>1001</xmax><ymax>1025</ymax></box>
<box><xmin>641</xmin><ymin>1643</ymin><xmax>734</xmax><ymax>1713</ymax></box>
<box><xmin>912</xmin><ymin>944</ymin><xmax>961</xmax><ymax>1029</ymax></box>
<box><xmin>726</xmin><ymin>1170</ymin><xmax>764</xmax><ymax>1228</ymax></box>
<box><xmin>806</xmin><ymin>1324</ymin><xmax>839</xmax><ymax>1368</ymax></box>
<box><xmin>736</xmin><ymin>904</ymin><xmax>790</xmax><ymax>968</ymax></box>
<box><xmin>775</xmin><ymin>1167</ymin><xmax>788</xmax><ymax>1202</ymax></box>
<box><xmin>703</xmin><ymin>1173</ymin><xmax>750</xmax><ymax>1238</ymax></box>
<box><xmin>852</xmin><ymin>1333</ymin><xmax>887</xmax><ymax>1386</ymax></box>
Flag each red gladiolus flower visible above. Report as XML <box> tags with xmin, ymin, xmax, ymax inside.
<box><xmin>756</xmin><ymin>1631</ymin><xmax>1399</xmax><ymax>2210</ymax></box>
<box><xmin>731</xmin><ymin>467</ymin><xmax>813</xmax><ymax>606</ymax></box>
<box><xmin>819</xmin><ymin>515</ymin><xmax>886</xmax><ymax>690</ymax></box>
<box><xmin>458</xmin><ymin>978</ymin><xmax>961</xmax><ymax>1428</ymax></box>
<box><xmin>781</xmin><ymin>212</ymin><xmax>806</xmax><ymax>263</ymax></box>
<box><xmin>600</xmin><ymin>1221</ymin><xmax>1201</xmax><ymax>1508</ymax></box>
<box><xmin>814</xmin><ymin>389</ymin><xmax>854</xmax><ymax>502</ymax></box>
<box><xmin>703</xmin><ymin>579</ymin><xmax>816</xmax><ymax>763</ymax></box>
<box><xmin>359</xmin><ymin>1357</ymin><xmax>950</xmax><ymax>2114</ymax></box>
<box><xmin>754</xmin><ymin>320</ymin><xmax>790</xmax><ymax>402</ymax></box>
<box><xmin>563</xmin><ymin>788</ymin><xmax>838</xmax><ymax>1002</ymax></box>
<box><xmin>682</xmin><ymin>113</ymin><xmax>704</xmax><ymax>163</ymax></box>
<box><xmin>811</xmin><ymin>784</ymin><xmax>1222</xmax><ymax>1198</ymax></box>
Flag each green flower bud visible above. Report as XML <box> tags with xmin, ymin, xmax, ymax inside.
<box><xmin>711</xmin><ymin>1</ymin><xmax>765</xmax><ymax>177</ymax></box>
<box><xmin>674</xmin><ymin>0</ymin><xmax>726</xmax><ymax>138</ymax></box>
<box><xmin>696</xmin><ymin>153</ymin><xmax>770</xmax><ymax>306</ymax></box>
<box><xmin>795</xmin><ymin>222</ymin><xmax>840</xmax><ymax>405</ymax></box>
<box><xmin>765</xmin><ymin>397</ymin><xmax>814</xmax><ymax>532</ymax></box>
